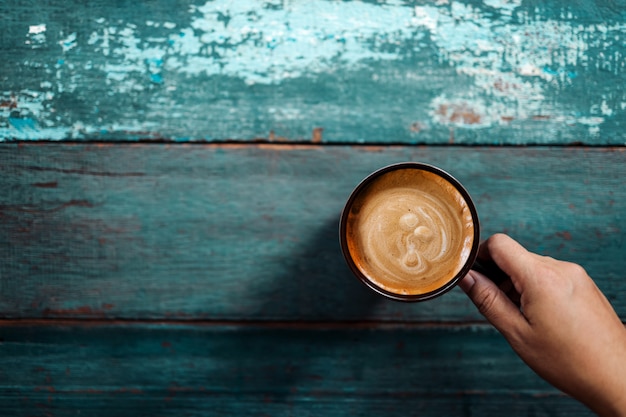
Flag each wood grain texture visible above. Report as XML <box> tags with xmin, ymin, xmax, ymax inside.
<box><xmin>4</xmin><ymin>3</ymin><xmax>624</xmax><ymax>413</ymax></box>
<box><xmin>1</xmin><ymin>0</ymin><xmax>625</xmax><ymax>144</ymax></box>
<box><xmin>0</xmin><ymin>323</ymin><xmax>594</xmax><ymax>416</ymax></box>
<box><xmin>2</xmin><ymin>143</ymin><xmax>625</xmax><ymax>321</ymax></box>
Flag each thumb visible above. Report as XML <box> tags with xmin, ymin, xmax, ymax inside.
<box><xmin>459</xmin><ymin>270</ymin><xmax>528</xmax><ymax>338</ymax></box>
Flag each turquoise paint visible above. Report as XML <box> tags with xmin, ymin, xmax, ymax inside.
<box><xmin>0</xmin><ymin>3</ymin><xmax>623</xmax><ymax>412</ymax></box>
<box><xmin>0</xmin><ymin>324</ymin><xmax>593</xmax><ymax>416</ymax></box>
<box><xmin>149</xmin><ymin>73</ymin><xmax>163</xmax><ymax>84</ymax></box>
<box><xmin>2</xmin><ymin>144</ymin><xmax>625</xmax><ymax>321</ymax></box>
<box><xmin>8</xmin><ymin>117</ymin><xmax>36</xmax><ymax>131</ymax></box>
<box><xmin>0</xmin><ymin>0</ymin><xmax>624</xmax><ymax>142</ymax></box>
<box><xmin>2</xmin><ymin>117</ymin><xmax>69</xmax><ymax>140</ymax></box>
<box><xmin>543</xmin><ymin>66</ymin><xmax>559</xmax><ymax>76</ymax></box>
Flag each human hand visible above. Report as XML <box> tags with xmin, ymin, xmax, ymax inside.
<box><xmin>459</xmin><ymin>233</ymin><xmax>626</xmax><ymax>417</ymax></box>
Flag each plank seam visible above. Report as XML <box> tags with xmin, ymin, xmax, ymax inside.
<box><xmin>3</xmin><ymin>318</ymin><xmax>624</xmax><ymax>328</ymax></box>
<box><xmin>2</xmin><ymin>140</ymin><xmax>626</xmax><ymax>148</ymax></box>
<box><xmin>0</xmin><ymin>318</ymin><xmax>496</xmax><ymax>329</ymax></box>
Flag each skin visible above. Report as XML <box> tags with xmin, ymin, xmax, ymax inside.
<box><xmin>458</xmin><ymin>233</ymin><xmax>626</xmax><ymax>417</ymax></box>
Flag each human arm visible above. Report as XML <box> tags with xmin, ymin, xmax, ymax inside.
<box><xmin>459</xmin><ymin>233</ymin><xmax>626</xmax><ymax>416</ymax></box>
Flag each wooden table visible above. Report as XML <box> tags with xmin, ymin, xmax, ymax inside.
<box><xmin>2</xmin><ymin>1</ymin><xmax>625</xmax><ymax>415</ymax></box>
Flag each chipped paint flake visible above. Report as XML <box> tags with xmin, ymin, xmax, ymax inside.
<box><xmin>29</xmin><ymin>24</ymin><xmax>47</xmax><ymax>34</ymax></box>
<box><xmin>59</xmin><ymin>32</ymin><xmax>78</xmax><ymax>52</ymax></box>
<box><xmin>26</xmin><ymin>24</ymin><xmax>47</xmax><ymax>47</ymax></box>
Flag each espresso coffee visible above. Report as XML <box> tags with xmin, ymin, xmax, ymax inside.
<box><xmin>340</xmin><ymin>163</ymin><xmax>478</xmax><ymax>300</ymax></box>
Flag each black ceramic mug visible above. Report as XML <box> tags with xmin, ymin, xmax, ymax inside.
<box><xmin>340</xmin><ymin>162</ymin><xmax>504</xmax><ymax>302</ymax></box>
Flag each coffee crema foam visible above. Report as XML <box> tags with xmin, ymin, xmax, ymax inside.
<box><xmin>346</xmin><ymin>168</ymin><xmax>475</xmax><ymax>295</ymax></box>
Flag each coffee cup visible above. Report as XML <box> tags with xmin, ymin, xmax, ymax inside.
<box><xmin>339</xmin><ymin>162</ymin><xmax>481</xmax><ymax>301</ymax></box>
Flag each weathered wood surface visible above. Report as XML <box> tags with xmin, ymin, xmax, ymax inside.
<box><xmin>0</xmin><ymin>323</ymin><xmax>594</xmax><ymax>416</ymax></box>
<box><xmin>2</xmin><ymin>0</ymin><xmax>625</xmax><ymax>144</ymax></box>
<box><xmin>2</xmin><ymin>144</ymin><xmax>625</xmax><ymax>321</ymax></box>
<box><xmin>3</xmin><ymin>1</ymin><xmax>626</xmax><ymax>414</ymax></box>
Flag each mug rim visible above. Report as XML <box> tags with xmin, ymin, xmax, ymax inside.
<box><xmin>339</xmin><ymin>162</ymin><xmax>480</xmax><ymax>302</ymax></box>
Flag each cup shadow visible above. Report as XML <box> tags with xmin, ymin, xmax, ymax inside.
<box><xmin>228</xmin><ymin>217</ymin><xmax>381</xmax><ymax>405</ymax></box>
<box><xmin>260</xmin><ymin>216</ymin><xmax>384</xmax><ymax>321</ymax></box>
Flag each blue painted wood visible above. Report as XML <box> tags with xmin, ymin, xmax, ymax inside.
<box><xmin>1</xmin><ymin>0</ymin><xmax>625</xmax><ymax>144</ymax></box>
<box><xmin>2</xmin><ymin>144</ymin><xmax>625</xmax><ymax>321</ymax></box>
<box><xmin>3</xmin><ymin>3</ymin><xmax>623</xmax><ymax>413</ymax></box>
<box><xmin>0</xmin><ymin>323</ymin><xmax>594</xmax><ymax>416</ymax></box>
<box><xmin>0</xmin><ymin>395</ymin><xmax>593</xmax><ymax>417</ymax></box>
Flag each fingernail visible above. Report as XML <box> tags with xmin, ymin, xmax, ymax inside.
<box><xmin>458</xmin><ymin>272</ymin><xmax>476</xmax><ymax>293</ymax></box>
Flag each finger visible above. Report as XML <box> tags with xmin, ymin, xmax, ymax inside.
<box><xmin>459</xmin><ymin>270</ymin><xmax>529</xmax><ymax>339</ymax></box>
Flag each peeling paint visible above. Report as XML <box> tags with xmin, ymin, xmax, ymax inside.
<box><xmin>86</xmin><ymin>0</ymin><xmax>423</xmax><ymax>87</ymax></box>
<box><xmin>29</xmin><ymin>24</ymin><xmax>47</xmax><ymax>35</ymax></box>
<box><xmin>312</xmin><ymin>127</ymin><xmax>323</xmax><ymax>143</ymax></box>
<box><xmin>416</xmin><ymin>1</ymin><xmax>624</xmax><ymax>128</ymax></box>
<box><xmin>25</xmin><ymin>24</ymin><xmax>47</xmax><ymax>47</ymax></box>
<box><xmin>2</xmin><ymin>0</ymin><xmax>625</xmax><ymax>141</ymax></box>
<box><xmin>59</xmin><ymin>32</ymin><xmax>78</xmax><ymax>52</ymax></box>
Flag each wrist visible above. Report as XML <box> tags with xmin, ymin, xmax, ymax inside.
<box><xmin>583</xmin><ymin>347</ymin><xmax>626</xmax><ymax>417</ymax></box>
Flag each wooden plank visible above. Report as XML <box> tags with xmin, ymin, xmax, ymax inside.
<box><xmin>1</xmin><ymin>0</ymin><xmax>625</xmax><ymax>144</ymax></box>
<box><xmin>2</xmin><ymin>143</ymin><xmax>625</xmax><ymax>321</ymax></box>
<box><xmin>0</xmin><ymin>395</ymin><xmax>593</xmax><ymax>417</ymax></box>
<box><xmin>0</xmin><ymin>323</ymin><xmax>594</xmax><ymax>416</ymax></box>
